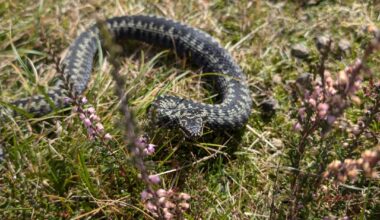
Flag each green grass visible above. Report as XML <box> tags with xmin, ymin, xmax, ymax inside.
<box><xmin>1</xmin><ymin>0</ymin><xmax>380</xmax><ymax>219</ymax></box>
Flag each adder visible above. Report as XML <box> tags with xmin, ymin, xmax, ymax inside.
<box><xmin>0</xmin><ymin>15</ymin><xmax>252</xmax><ymax>138</ymax></box>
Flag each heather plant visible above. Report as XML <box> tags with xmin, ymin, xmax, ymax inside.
<box><xmin>68</xmin><ymin>92</ymin><xmax>184</xmax><ymax>218</ymax></box>
<box><xmin>95</xmin><ymin>20</ymin><xmax>191</xmax><ymax>219</ymax></box>
<box><xmin>324</xmin><ymin>145</ymin><xmax>380</xmax><ymax>183</ymax></box>
<box><xmin>284</xmin><ymin>26</ymin><xmax>380</xmax><ymax>219</ymax></box>
<box><xmin>65</xmin><ymin>96</ymin><xmax>112</xmax><ymax>141</ymax></box>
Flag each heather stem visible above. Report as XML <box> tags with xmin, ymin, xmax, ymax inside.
<box><xmin>97</xmin><ymin>20</ymin><xmax>163</xmax><ymax>218</ymax></box>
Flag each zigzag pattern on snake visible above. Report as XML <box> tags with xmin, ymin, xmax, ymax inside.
<box><xmin>0</xmin><ymin>15</ymin><xmax>252</xmax><ymax>138</ymax></box>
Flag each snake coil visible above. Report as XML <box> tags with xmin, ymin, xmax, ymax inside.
<box><xmin>0</xmin><ymin>15</ymin><xmax>252</xmax><ymax>138</ymax></box>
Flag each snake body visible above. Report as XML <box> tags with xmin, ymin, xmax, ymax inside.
<box><xmin>1</xmin><ymin>15</ymin><xmax>252</xmax><ymax>137</ymax></box>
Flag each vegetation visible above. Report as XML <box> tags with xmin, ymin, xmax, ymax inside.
<box><xmin>0</xmin><ymin>0</ymin><xmax>379</xmax><ymax>219</ymax></box>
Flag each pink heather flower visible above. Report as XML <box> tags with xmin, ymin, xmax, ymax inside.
<box><xmin>314</xmin><ymin>86</ymin><xmax>322</xmax><ymax>95</ymax></box>
<box><xmin>143</xmin><ymin>149</ymin><xmax>150</xmax><ymax>155</ymax></box>
<box><xmin>163</xmin><ymin>207</ymin><xmax>169</xmax><ymax>213</ymax></box>
<box><xmin>167</xmin><ymin>189</ymin><xmax>174</xmax><ymax>195</ymax></box>
<box><xmin>138</xmin><ymin>136</ymin><xmax>148</xmax><ymax>145</ymax></box>
<box><xmin>164</xmin><ymin>201</ymin><xmax>176</xmax><ymax>208</ymax></box>
<box><xmin>87</xmin><ymin>127</ymin><xmax>95</xmax><ymax>135</ymax></box>
<box><xmin>81</xmin><ymin>97</ymin><xmax>88</xmax><ymax>104</ymax></box>
<box><xmin>164</xmin><ymin>212</ymin><xmax>173</xmax><ymax>220</ymax></box>
<box><xmin>86</xmin><ymin>107</ymin><xmax>95</xmax><ymax>114</ymax></box>
<box><xmin>308</xmin><ymin>98</ymin><xmax>317</xmax><ymax>107</ymax></box>
<box><xmin>90</xmin><ymin>114</ymin><xmax>100</xmax><ymax>121</ymax></box>
<box><xmin>294</xmin><ymin>122</ymin><xmax>302</xmax><ymax>131</ymax></box>
<box><xmin>145</xmin><ymin>201</ymin><xmax>157</xmax><ymax>211</ymax></box>
<box><xmin>95</xmin><ymin>123</ymin><xmax>104</xmax><ymax>132</ymax></box>
<box><xmin>156</xmin><ymin>189</ymin><xmax>167</xmax><ymax>197</ymax></box>
<box><xmin>329</xmin><ymin>87</ymin><xmax>337</xmax><ymax>95</ymax></box>
<box><xmin>79</xmin><ymin>113</ymin><xmax>86</xmax><ymax>120</ymax></box>
<box><xmin>83</xmin><ymin>118</ymin><xmax>92</xmax><ymax>127</ymax></box>
<box><xmin>142</xmin><ymin>143</ymin><xmax>156</xmax><ymax>156</ymax></box>
<box><xmin>72</xmin><ymin>106</ymin><xmax>79</xmax><ymax>112</ymax></box>
<box><xmin>317</xmin><ymin>103</ymin><xmax>329</xmax><ymax>118</ymax></box>
<box><xmin>310</xmin><ymin>117</ymin><xmax>316</xmax><ymax>123</ymax></box>
<box><xmin>87</xmin><ymin>128</ymin><xmax>95</xmax><ymax>140</ymax></box>
<box><xmin>298</xmin><ymin>107</ymin><xmax>306</xmax><ymax>119</ymax></box>
<box><xmin>141</xmin><ymin>190</ymin><xmax>148</xmax><ymax>200</ymax></box>
<box><xmin>135</xmin><ymin>136</ymin><xmax>148</xmax><ymax>149</ymax></box>
<box><xmin>63</xmin><ymin>97</ymin><xmax>73</xmax><ymax>104</ymax></box>
<box><xmin>141</xmin><ymin>190</ymin><xmax>152</xmax><ymax>201</ymax></box>
<box><xmin>179</xmin><ymin>202</ymin><xmax>190</xmax><ymax>210</ymax></box>
<box><xmin>146</xmin><ymin>144</ymin><xmax>156</xmax><ymax>155</ymax></box>
<box><xmin>179</xmin><ymin>193</ymin><xmax>191</xmax><ymax>200</ymax></box>
<box><xmin>158</xmin><ymin>197</ymin><xmax>166</xmax><ymax>204</ymax></box>
<box><xmin>317</xmin><ymin>103</ymin><xmax>328</xmax><ymax>110</ymax></box>
<box><xmin>318</xmin><ymin>111</ymin><xmax>327</xmax><ymax>118</ymax></box>
<box><xmin>148</xmin><ymin>175</ymin><xmax>160</xmax><ymax>184</ymax></box>
<box><xmin>104</xmin><ymin>133</ymin><xmax>112</xmax><ymax>140</ymax></box>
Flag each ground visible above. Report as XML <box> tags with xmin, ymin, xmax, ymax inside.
<box><xmin>0</xmin><ymin>0</ymin><xmax>380</xmax><ymax>219</ymax></box>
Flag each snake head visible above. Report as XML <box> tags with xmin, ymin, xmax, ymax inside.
<box><xmin>149</xmin><ymin>96</ymin><xmax>206</xmax><ymax>139</ymax></box>
<box><xmin>178</xmin><ymin>110</ymin><xmax>204</xmax><ymax>139</ymax></box>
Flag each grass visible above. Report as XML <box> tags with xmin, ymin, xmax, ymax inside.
<box><xmin>1</xmin><ymin>0</ymin><xmax>380</xmax><ymax>219</ymax></box>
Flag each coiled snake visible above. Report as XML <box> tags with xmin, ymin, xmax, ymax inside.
<box><xmin>0</xmin><ymin>15</ymin><xmax>252</xmax><ymax>138</ymax></box>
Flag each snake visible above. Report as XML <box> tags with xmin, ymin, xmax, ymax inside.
<box><xmin>0</xmin><ymin>15</ymin><xmax>252</xmax><ymax>138</ymax></box>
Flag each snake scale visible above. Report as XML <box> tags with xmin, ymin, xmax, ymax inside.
<box><xmin>0</xmin><ymin>15</ymin><xmax>252</xmax><ymax>138</ymax></box>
